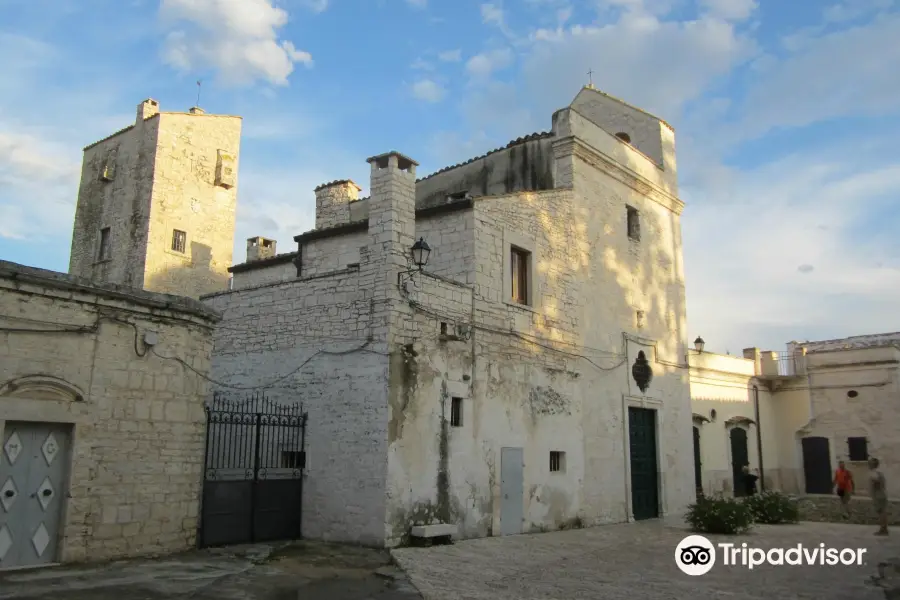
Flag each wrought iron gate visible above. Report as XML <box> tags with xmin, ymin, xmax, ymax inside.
<box><xmin>199</xmin><ymin>392</ymin><xmax>307</xmax><ymax>548</ymax></box>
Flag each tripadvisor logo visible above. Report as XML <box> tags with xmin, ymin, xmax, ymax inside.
<box><xmin>675</xmin><ymin>535</ymin><xmax>868</xmax><ymax>575</ymax></box>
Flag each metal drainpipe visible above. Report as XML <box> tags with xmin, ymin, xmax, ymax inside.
<box><xmin>753</xmin><ymin>384</ymin><xmax>765</xmax><ymax>492</ymax></box>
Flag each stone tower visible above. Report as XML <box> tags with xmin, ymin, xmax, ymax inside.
<box><xmin>68</xmin><ymin>99</ymin><xmax>243</xmax><ymax>299</ymax></box>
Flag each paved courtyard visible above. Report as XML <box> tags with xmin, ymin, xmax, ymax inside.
<box><xmin>392</xmin><ymin>518</ymin><xmax>900</xmax><ymax>600</ymax></box>
<box><xmin>0</xmin><ymin>542</ymin><xmax>421</xmax><ymax>600</ymax></box>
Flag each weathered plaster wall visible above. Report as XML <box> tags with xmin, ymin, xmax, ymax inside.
<box><xmin>769</xmin><ymin>385</ymin><xmax>811</xmax><ymax>494</ymax></box>
<box><xmin>144</xmin><ymin>112</ymin><xmax>242</xmax><ymax>299</ymax></box>
<box><xmin>554</xmin><ymin>106</ymin><xmax>693</xmax><ymax>519</ymax></box>
<box><xmin>0</xmin><ymin>260</ymin><xmax>218</xmax><ymax>564</ymax></box>
<box><xmin>415</xmin><ymin>136</ymin><xmax>556</xmax><ymax>209</ymax></box>
<box><xmin>800</xmin><ymin>346</ymin><xmax>900</xmax><ymax>498</ymax></box>
<box><xmin>688</xmin><ymin>352</ymin><xmax>793</xmax><ymax>496</ymax></box>
<box><xmin>68</xmin><ymin>104</ymin><xmax>159</xmax><ymax>289</ymax></box>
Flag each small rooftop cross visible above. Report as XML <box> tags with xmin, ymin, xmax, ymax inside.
<box><xmin>587</xmin><ymin>69</ymin><xmax>593</xmax><ymax>87</ymax></box>
<box><xmin>196</xmin><ymin>80</ymin><xmax>202</xmax><ymax>106</ymax></box>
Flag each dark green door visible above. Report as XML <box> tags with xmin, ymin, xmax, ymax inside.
<box><xmin>628</xmin><ymin>407</ymin><xmax>659</xmax><ymax>520</ymax></box>
<box><xmin>693</xmin><ymin>426</ymin><xmax>703</xmax><ymax>498</ymax></box>
<box><xmin>730</xmin><ymin>428</ymin><xmax>749</xmax><ymax>497</ymax></box>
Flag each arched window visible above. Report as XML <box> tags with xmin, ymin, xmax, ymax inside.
<box><xmin>615</xmin><ymin>132</ymin><xmax>631</xmax><ymax>143</ymax></box>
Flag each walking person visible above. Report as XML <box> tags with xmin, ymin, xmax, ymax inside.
<box><xmin>868</xmin><ymin>457</ymin><xmax>889</xmax><ymax>536</ymax></box>
<box><xmin>834</xmin><ymin>460</ymin><xmax>854</xmax><ymax>519</ymax></box>
<box><xmin>742</xmin><ymin>465</ymin><xmax>759</xmax><ymax>496</ymax></box>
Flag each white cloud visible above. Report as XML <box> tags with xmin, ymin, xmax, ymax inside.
<box><xmin>0</xmin><ymin>128</ymin><xmax>80</xmax><ymax>240</ymax></box>
<box><xmin>411</xmin><ymin>57</ymin><xmax>434</xmax><ymax>70</ymax></box>
<box><xmin>159</xmin><ymin>0</ymin><xmax>313</xmax><ymax>87</ymax></box>
<box><xmin>481</xmin><ymin>3</ymin><xmax>505</xmax><ymax>26</ymax></box>
<box><xmin>731</xmin><ymin>14</ymin><xmax>900</xmax><ymax>140</ymax></box>
<box><xmin>411</xmin><ymin>79</ymin><xmax>446</xmax><ymax>103</ymax></box>
<box><xmin>438</xmin><ymin>49</ymin><xmax>462</xmax><ymax>62</ymax></box>
<box><xmin>465</xmin><ymin>47</ymin><xmax>514</xmax><ymax>80</ymax></box>
<box><xmin>824</xmin><ymin>0</ymin><xmax>894</xmax><ymax>23</ymax></box>
<box><xmin>698</xmin><ymin>0</ymin><xmax>758</xmax><ymax>21</ymax></box>
<box><xmin>300</xmin><ymin>0</ymin><xmax>329</xmax><ymax>13</ymax></box>
<box><xmin>683</xmin><ymin>146</ymin><xmax>900</xmax><ymax>352</ymax></box>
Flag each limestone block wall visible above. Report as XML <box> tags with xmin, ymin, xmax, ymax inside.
<box><xmin>0</xmin><ymin>261</ymin><xmax>218</xmax><ymax>564</ymax></box>
<box><xmin>300</xmin><ymin>231</ymin><xmax>367</xmax><ymax>277</ymax></box>
<box><xmin>144</xmin><ymin>113</ymin><xmax>242</xmax><ymax>299</ymax></box>
<box><xmin>230</xmin><ymin>259</ymin><xmax>296</xmax><ymax>290</ymax></box>
<box><xmin>202</xmin><ymin>268</ymin><xmax>392</xmax><ymax>546</ymax></box>
<box><xmin>414</xmin><ymin>210</ymin><xmax>475</xmax><ymax>284</ymax></box>
<box><xmin>68</xmin><ymin>116</ymin><xmax>158</xmax><ymax>289</ymax></box>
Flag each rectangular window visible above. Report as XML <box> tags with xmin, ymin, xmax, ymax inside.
<box><xmin>171</xmin><ymin>229</ymin><xmax>187</xmax><ymax>253</ymax></box>
<box><xmin>510</xmin><ymin>247</ymin><xmax>530</xmax><ymax>305</ymax></box>
<box><xmin>281</xmin><ymin>450</ymin><xmax>306</xmax><ymax>469</ymax></box>
<box><xmin>450</xmin><ymin>397</ymin><xmax>463</xmax><ymax>427</ymax></box>
<box><xmin>847</xmin><ymin>437</ymin><xmax>868</xmax><ymax>462</ymax></box>
<box><xmin>550</xmin><ymin>451</ymin><xmax>565</xmax><ymax>473</ymax></box>
<box><xmin>98</xmin><ymin>227</ymin><xmax>111</xmax><ymax>261</ymax></box>
<box><xmin>627</xmin><ymin>206</ymin><xmax>640</xmax><ymax>241</ymax></box>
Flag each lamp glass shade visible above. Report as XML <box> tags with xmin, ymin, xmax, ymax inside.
<box><xmin>411</xmin><ymin>237</ymin><xmax>431</xmax><ymax>268</ymax></box>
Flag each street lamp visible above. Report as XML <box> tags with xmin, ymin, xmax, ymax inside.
<box><xmin>410</xmin><ymin>237</ymin><xmax>431</xmax><ymax>270</ymax></box>
<box><xmin>694</xmin><ymin>336</ymin><xmax>705</xmax><ymax>353</ymax></box>
<box><xmin>398</xmin><ymin>237</ymin><xmax>433</xmax><ymax>288</ymax></box>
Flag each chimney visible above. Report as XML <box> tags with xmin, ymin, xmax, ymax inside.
<box><xmin>136</xmin><ymin>98</ymin><xmax>160</xmax><ymax>124</ymax></box>
<box><xmin>247</xmin><ymin>237</ymin><xmax>277</xmax><ymax>262</ymax></box>
<box><xmin>314</xmin><ymin>179</ymin><xmax>362</xmax><ymax>230</ymax></box>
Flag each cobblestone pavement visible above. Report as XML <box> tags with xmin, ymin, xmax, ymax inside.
<box><xmin>0</xmin><ymin>541</ymin><xmax>421</xmax><ymax>600</ymax></box>
<box><xmin>392</xmin><ymin>519</ymin><xmax>900</xmax><ymax>600</ymax></box>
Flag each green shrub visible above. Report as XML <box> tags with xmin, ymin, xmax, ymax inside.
<box><xmin>743</xmin><ymin>491</ymin><xmax>800</xmax><ymax>524</ymax></box>
<box><xmin>685</xmin><ymin>495</ymin><xmax>754</xmax><ymax>535</ymax></box>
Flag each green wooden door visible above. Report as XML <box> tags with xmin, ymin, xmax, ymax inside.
<box><xmin>628</xmin><ymin>407</ymin><xmax>659</xmax><ymax>520</ymax></box>
<box><xmin>730</xmin><ymin>428</ymin><xmax>749</xmax><ymax>497</ymax></box>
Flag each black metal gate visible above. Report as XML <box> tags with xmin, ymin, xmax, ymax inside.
<box><xmin>801</xmin><ymin>436</ymin><xmax>832</xmax><ymax>494</ymax></box>
<box><xmin>628</xmin><ymin>406</ymin><xmax>660</xmax><ymax>520</ymax></box>
<box><xmin>199</xmin><ymin>392</ymin><xmax>307</xmax><ymax>548</ymax></box>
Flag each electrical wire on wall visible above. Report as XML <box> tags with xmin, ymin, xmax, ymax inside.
<box><xmin>403</xmin><ymin>294</ymin><xmax>629</xmax><ymax>374</ymax></box>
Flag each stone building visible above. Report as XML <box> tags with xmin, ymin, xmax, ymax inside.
<box><xmin>202</xmin><ymin>86</ymin><xmax>695</xmax><ymax>547</ymax></box>
<box><xmin>68</xmin><ymin>99</ymin><xmax>242</xmax><ymax>300</ymax></box>
<box><xmin>690</xmin><ymin>332</ymin><xmax>900</xmax><ymax>506</ymax></box>
<box><xmin>0</xmin><ymin>260</ymin><xmax>219</xmax><ymax>569</ymax></box>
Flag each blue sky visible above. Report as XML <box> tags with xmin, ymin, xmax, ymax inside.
<box><xmin>1</xmin><ymin>0</ymin><xmax>899</xmax><ymax>353</ymax></box>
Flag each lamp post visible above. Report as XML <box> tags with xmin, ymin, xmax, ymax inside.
<box><xmin>398</xmin><ymin>237</ymin><xmax>432</xmax><ymax>287</ymax></box>
<box><xmin>410</xmin><ymin>237</ymin><xmax>431</xmax><ymax>270</ymax></box>
<box><xmin>694</xmin><ymin>336</ymin><xmax>705</xmax><ymax>353</ymax></box>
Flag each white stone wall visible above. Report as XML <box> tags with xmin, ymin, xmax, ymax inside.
<box><xmin>230</xmin><ymin>259</ymin><xmax>297</xmax><ymax>290</ymax></box>
<box><xmin>203</xmin><ymin>264</ymin><xmax>391</xmax><ymax>545</ymax></box>
<box><xmin>415</xmin><ymin>211</ymin><xmax>475</xmax><ymax>284</ymax></box>
<box><xmin>301</xmin><ymin>231</ymin><xmax>366</xmax><ymax>276</ymax></box>
<box><xmin>0</xmin><ymin>261</ymin><xmax>218</xmax><ymax>563</ymax></box>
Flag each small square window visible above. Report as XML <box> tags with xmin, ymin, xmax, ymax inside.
<box><xmin>510</xmin><ymin>247</ymin><xmax>531</xmax><ymax>305</ymax></box>
<box><xmin>847</xmin><ymin>437</ymin><xmax>868</xmax><ymax>462</ymax></box>
<box><xmin>98</xmin><ymin>227</ymin><xmax>111</xmax><ymax>261</ymax></box>
<box><xmin>281</xmin><ymin>450</ymin><xmax>305</xmax><ymax>469</ymax></box>
<box><xmin>550</xmin><ymin>451</ymin><xmax>565</xmax><ymax>473</ymax></box>
<box><xmin>626</xmin><ymin>206</ymin><xmax>640</xmax><ymax>241</ymax></box>
<box><xmin>450</xmin><ymin>397</ymin><xmax>463</xmax><ymax>427</ymax></box>
<box><xmin>171</xmin><ymin>229</ymin><xmax>187</xmax><ymax>253</ymax></box>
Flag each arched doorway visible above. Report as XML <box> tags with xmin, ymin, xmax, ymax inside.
<box><xmin>693</xmin><ymin>426</ymin><xmax>703</xmax><ymax>499</ymax></box>
<box><xmin>801</xmin><ymin>436</ymin><xmax>832</xmax><ymax>494</ymax></box>
<box><xmin>730</xmin><ymin>427</ymin><xmax>749</xmax><ymax>497</ymax></box>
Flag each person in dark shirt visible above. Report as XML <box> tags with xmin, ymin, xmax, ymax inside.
<box><xmin>742</xmin><ymin>465</ymin><xmax>759</xmax><ymax>496</ymax></box>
